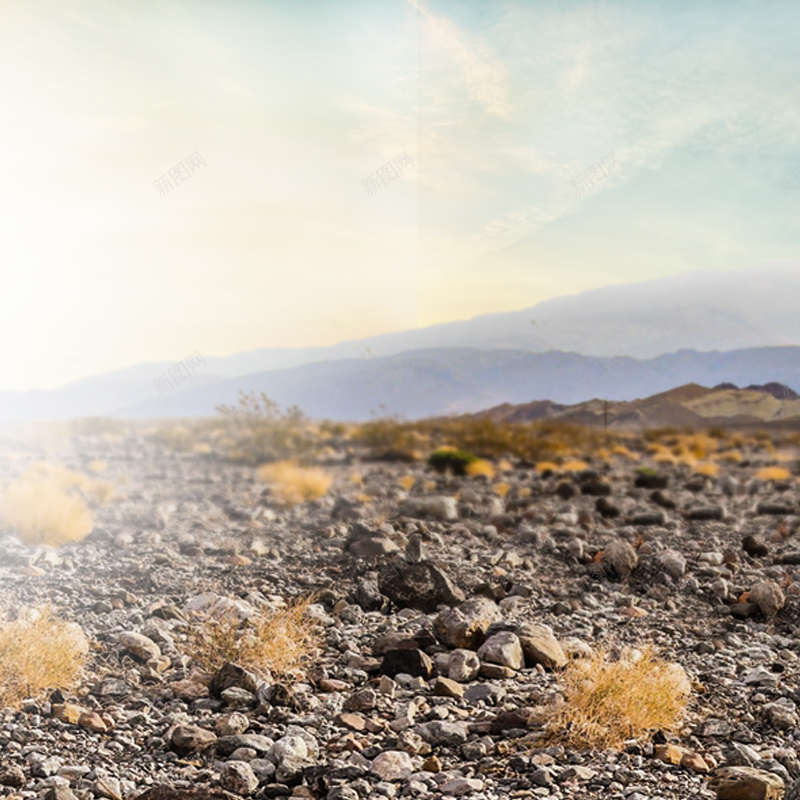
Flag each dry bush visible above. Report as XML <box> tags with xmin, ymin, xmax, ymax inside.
<box><xmin>257</xmin><ymin>461</ymin><xmax>332</xmax><ymax>507</ymax></box>
<box><xmin>398</xmin><ymin>475</ymin><xmax>416</xmax><ymax>491</ymax></box>
<box><xmin>694</xmin><ymin>462</ymin><xmax>719</xmax><ymax>477</ymax></box>
<box><xmin>0</xmin><ymin>467</ymin><xmax>93</xmax><ymax>546</ymax></box>
<box><xmin>184</xmin><ymin>597</ymin><xmax>321</xmax><ymax>681</ymax></box>
<box><xmin>464</xmin><ymin>459</ymin><xmax>495</xmax><ymax>479</ymax></box>
<box><xmin>0</xmin><ymin>608</ymin><xmax>88</xmax><ymax>708</ymax></box>
<box><xmin>756</xmin><ymin>466</ymin><xmax>791</xmax><ymax>481</ymax></box>
<box><xmin>542</xmin><ymin>646</ymin><xmax>690</xmax><ymax>749</ymax></box>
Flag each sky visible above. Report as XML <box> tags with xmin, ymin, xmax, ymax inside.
<box><xmin>1</xmin><ymin>0</ymin><xmax>799</xmax><ymax>391</ymax></box>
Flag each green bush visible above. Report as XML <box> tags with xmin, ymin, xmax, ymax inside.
<box><xmin>427</xmin><ymin>447</ymin><xmax>480</xmax><ymax>476</ymax></box>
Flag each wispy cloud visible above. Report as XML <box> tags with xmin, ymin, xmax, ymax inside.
<box><xmin>407</xmin><ymin>0</ymin><xmax>510</xmax><ymax>118</ymax></box>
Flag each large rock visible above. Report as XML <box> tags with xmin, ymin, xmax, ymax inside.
<box><xmin>344</xmin><ymin>523</ymin><xmax>399</xmax><ymax>557</ymax></box>
<box><xmin>118</xmin><ymin>632</ymin><xmax>161</xmax><ymax>663</ymax></box>
<box><xmin>416</xmin><ymin>721</ymin><xmax>470</xmax><ymax>746</ymax></box>
<box><xmin>517</xmin><ymin>623</ymin><xmax>567</xmax><ymax>670</ymax></box>
<box><xmin>208</xmin><ymin>662</ymin><xmax>260</xmax><ymax>699</ymax></box>
<box><xmin>602</xmin><ymin>539</ymin><xmax>638</xmax><ymax>579</ymax></box>
<box><xmin>447</xmin><ymin>649</ymin><xmax>481</xmax><ymax>682</ymax></box>
<box><xmin>380</xmin><ymin>649</ymin><xmax>434</xmax><ymax>679</ymax></box>
<box><xmin>434</xmin><ymin>597</ymin><xmax>501</xmax><ymax>649</ymax></box>
<box><xmin>371</xmin><ymin>751</ymin><xmax>414</xmax><ymax>781</ymax></box>
<box><xmin>708</xmin><ymin>766</ymin><xmax>784</xmax><ymax>799</ymax></box>
<box><xmin>379</xmin><ymin>561</ymin><xmax>464</xmax><ymax>613</ymax></box>
<box><xmin>476</xmin><ymin>631</ymin><xmax>524</xmax><ymax>670</ymax></box>
<box><xmin>400</xmin><ymin>496</ymin><xmax>458</xmax><ymax>521</ymax></box>
<box><xmin>219</xmin><ymin>762</ymin><xmax>258</xmax><ymax>796</ymax></box>
<box><xmin>749</xmin><ymin>581</ymin><xmax>785</xmax><ymax>617</ymax></box>
<box><xmin>170</xmin><ymin>725</ymin><xmax>217</xmax><ymax>755</ymax></box>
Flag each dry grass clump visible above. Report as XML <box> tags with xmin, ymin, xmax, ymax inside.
<box><xmin>0</xmin><ymin>466</ymin><xmax>94</xmax><ymax>546</ymax></box>
<box><xmin>543</xmin><ymin>646</ymin><xmax>691</xmax><ymax>750</ymax></box>
<box><xmin>694</xmin><ymin>462</ymin><xmax>719</xmax><ymax>477</ymax></box>
<box><xmin>0</xmin><ymin>608</ymin><xmax>88</xmax><ymax>708</ymax></box>
<box><xmin>562</xmin><ymin>459</ymin><xmax>588</xmax><ymax>472</ymax></box>
<box><xmin>716</xmin><ymin>449</ymin><xmax>743</xmax><ymax>463</ymax></box>
<box><xmin>756</xmin><ymin>466</ymin><xmax>791</xmax><ymax>481</ymax></box>
<box><xmin>257</xmin><ymin>461</ymin><xmax>332</xmax><ymax>507</ymax></box>
<box><xmin>398</xmin><ymin>475</ymin><xmax>416</xmax><ymax>491</ymax></box>
<box><xmin>535</xmin><ymin>461</ymin><xmax>561</xmax><ymax>474</ymax></box>
<box><xmin>493</xmin><ymin>482</ymin><xmax>511</xmax><ymax>497</ymax></box>
<box><xmin>464</xmin><ymin>459</ymin><xmax>495</xmax><ymax>479</ymax></box>
<box><xmin>184</xmin><ymin>597</ymin><xmax>321</xmax><ymax>681</ymax></box>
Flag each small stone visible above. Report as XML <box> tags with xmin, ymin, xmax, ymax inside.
<box><xmin>517</xmin><ymin>623</ymin><xmax>567</xmax><ymax>669</ymax></box>
<box><xmin>433</xmin><ymin>676</ymin><xmax>465</xmax><ymax>698</ymax></box>
<box><xmin>749</xmin><ymin>580</ymin><xmax>785</xmax><ymax>617</ymax></box>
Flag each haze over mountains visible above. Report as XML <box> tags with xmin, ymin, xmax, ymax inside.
<box><xmin>3</xmin><ymin>264</ymin><xmax>800</xmax><ymax>424</ymax></box>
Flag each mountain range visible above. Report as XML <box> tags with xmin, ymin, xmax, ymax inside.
<box><xmin>3</xmin><ymin>264</ymin><xmax>800</xmax><ymax>424</ymax></box>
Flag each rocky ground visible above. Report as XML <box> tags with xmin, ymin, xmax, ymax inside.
<box><xmin>1</xmin><ymin>426</ymin><xmax>800</xmax><ymax>800</ymax></box>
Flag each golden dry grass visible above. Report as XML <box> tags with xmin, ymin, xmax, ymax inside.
<box><xmin>535</xmin><ymin>461</ymin><xmax>560</xmax><ymax>474</ymax></box>
<box><xmin>562</xmin><ymin>459</ymin><xmax>589</xmax><ymax>472</ymax></box>
<box><xmin>184</xmin><ymin>596</ymin><xmax>321</xmax><ymax>681</ymax></box>
<box><xmin>612</xmin><ymin>445</ymin><xmax>638</xmax><ymax>460</ymax></box>
<box><xmin>716</xmin><ymin>449</ymin><xmax>743</xmax><ymax>463</ymax></box>
<box><xmin>0</xmin><ymin>608</ymin><xmax>88</xmax><ymax>708</ymax></box>
<box><xmin>493</xmin><ymin>482</ymin><xmax>511</xmax><ymax>497</ymax></box>
<box><xmin>398</xmin><ymin>475</ymin><xmax>416</xmax><ymax>491</ymax></box>
<box><xmin>542</xmin><ymin>646</ymin><xmax>691</xmax><ymax>749</ymax></box>
<box><xmin>257</xmin><ymin>461</ymin><xmax>332</xmax><ymax>507</ymax></box>
<box><xmin>497</xmin><ymin>459</ymin><xmax>513</xmax><ymax>472</ymax></box>
<box><xmin>464</xmin><ymin>459</ymin><xmax>495</xmax><ymax>479</ymax></box>
<box><xmin>0</xmin><ymin>467</ymin><xmax>94</xmax><ymax>546</ymax></box>
<box><xmin>755</xmin><ymin>466</ymin><xmax>791</xmax><ymax>481</ymax></box>
<box><xmin>423</xmin><ymin>479</ymin><xmax>437</xmax><ymax>492</ymax></box>
<box><xmin>694</xmin><ymin>462</ymin><xmax>719</xmax><ymax>477</ymax></box>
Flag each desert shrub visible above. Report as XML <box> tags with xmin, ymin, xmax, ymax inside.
<box><xmin>464</xmin><ymin>459</ymin><xmax>494</xmax><ymax>478</ymax></box>
<box><xmin>428</xmin><ymin>447</ymin><xmax>479</xmax><ymax>475</ymax></box>
<box><xmin>0</xmin><ymin>608</ymin><xmax>88</xmax><ymax>708</ymax></box>
<box><xmin>717</xmin><ymin>450</ymin><xmax>743</xmax><ymax>463</ymax></box>
<box><xmin>562</xmin><ymin>459</ymin><xmax>589</xmax><ymax>472</ymax></box>
<box><xmin>493</xmin><ymin>482</ymin><xmax>510</xmax><ymax>497</ymax></box>
<box><xmin>0</xmin><ymin>466</ymin><xmax>94</xmax><ymax>546</ymax></box>
<box><xmin>398</xmin><ymin>475</ymin><xmax>416</xmax><ymax>491</ymax></box>
<box><xmin>257</xmin><ymin>461</ymin><xmax>332</xmax><ymax>506</ymax></box>
<box><xmin>353</xmin><ymin>418</ymin><xmax>424</xmax><ymax>460</ymax></box>
<box><xmin>756</xmin><ymin>466</ymin><xmax>791</xmax><ymax>481</ymax></box>
<box><xmin>184</xmin><ymin>596</ymin><xmax>321</xmax><ymax>680</ymax></box>
<box><xmin>694</xmin><ymin>462</ymin><xmax>719</xmax><ymax>477</ymax></box>
<box><xmin>542</xmin><ymin>646</ymin><xmax>690</xmax><ymax>749</ymax></box>
<box><xmin>535</xmin><ymin>461</ymin><xmax>560</xmax><ymax>474</ymax></box>
<box><xmin>216</xmin><ymin>391</ymin><xmax>317</xmax><ymax>464</ymax></box>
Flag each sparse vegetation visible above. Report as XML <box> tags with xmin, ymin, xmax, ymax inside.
<box><xmin>428</xmin><ymin>447</ymin><xmax>479</xmax><ymax>476</ymax></box>
<box><xmin>215</xmin><ymin>391</ymin><xmax>318</xmax><ymax>463</ymax></box>
<box><xmin>0</xmin><ymin>608</ymin><xmax>88</xmax><ymax>708</ymax></box>
<box><xmin>184</xmin><ymin>596</ymin><xmax>321</xmax><ymax>681</ymax></box>
<box><xmin>542</xmin><ymin>646</ymin><xmax>691</xmax><ymax>749</ymax></box>
<box><xmin>464</xmin><ymin>459</ymin><xmax>495</xmax><ymax>479</ymax></box>
<box><xmin>756</xmin><ymin>466</ymin><xmax>791</xmax><ymax>481</ymax></box>
<box><xmin>257</xmin><ymin>460</ymin><xmax>332</xmax><ymax>507</ymax></box>
<box><xmin>0</xmin><ymin>465</ymin><xmax>94</xmax><ymax>546</ymax></box>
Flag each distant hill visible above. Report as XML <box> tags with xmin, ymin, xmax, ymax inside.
<box><xmin>471</xmin><ymin>382</ymin><xmax>800</xmax><ymax>429</ymax></box>
<box><xmin>4</xmin><ymin>345</ymin><xmax>800</xmax><ymax>424</ymax></box>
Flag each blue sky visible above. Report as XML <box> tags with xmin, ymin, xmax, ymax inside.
<box><xmin>0</xmin><ymin>0</ymin><xmax>798</xmax><ymax>390</ymax></box>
